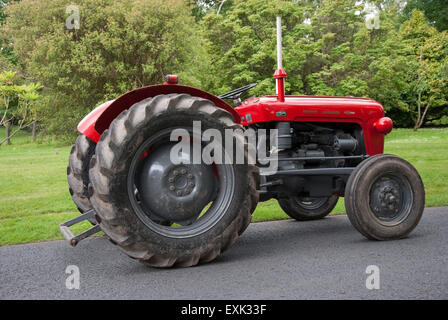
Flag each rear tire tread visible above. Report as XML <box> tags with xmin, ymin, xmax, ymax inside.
<box><xmin>89</xmin><ymin>94</ymin><xmax>259</xmax><ymax>268</ymax></box>
<box><xmin>67</xmin><ymin>134</ymin><xmax>96</xmax><ymax>214</ymax></box>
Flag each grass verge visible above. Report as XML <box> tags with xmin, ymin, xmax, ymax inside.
<box><xmin>1</xmin><ymin>128</ymin><xmax>447</xmax><ymax>245</ymax></box>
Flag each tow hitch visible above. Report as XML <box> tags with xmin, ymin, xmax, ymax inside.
<box><xmin>59</xmin><ymin>209</ymin><xmax>101</xmax><ymax>247</ymax></box>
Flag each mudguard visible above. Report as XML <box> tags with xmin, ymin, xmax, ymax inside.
<box><xmin>78</xmin><ymin>84</ymin><xmax>239</xmax><ymax>143</ymax></box>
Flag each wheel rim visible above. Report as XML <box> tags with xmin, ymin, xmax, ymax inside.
<box><xmin>294</xmin><ymin>197</ymin><xmax>328</xmax><ymax>210</ymax></box>
<box><xmin>127</xmin><ymin>127</ymin><xmax>235</xmax><ymax>239</ymax></box>
<box><xmin>368</xmin><ymin>173</ymin><xmax>413</xmax><ymax>226</ymax></box>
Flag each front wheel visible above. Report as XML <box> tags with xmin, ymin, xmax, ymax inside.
<box><xmin>278</xmin><ymin>195</ymin><xmax>338</xmax><ymax>221</ymax></box>
<box><xmin>345</xmin><ymin>154</ymin><xmax>425</xmax><ymax>240</ymax></box>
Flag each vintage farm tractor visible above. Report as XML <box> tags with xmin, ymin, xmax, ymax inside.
<box><xmin>62</xmin><ymin>17</ymin><xmax>425</xmax><ymax>267</ymax></box>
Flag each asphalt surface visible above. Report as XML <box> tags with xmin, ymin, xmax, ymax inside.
<box><xmin>1</xmin><ymin>207</ymin><xmax>447</xmax><ymax>300</ymax></box>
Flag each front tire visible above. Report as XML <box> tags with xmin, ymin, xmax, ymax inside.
<box><xmin>89</xmin><ymin>94</ymin><xmax>259</xmax><ymax>268</ymax></box>
<box><xmin>344</xmin><ymin>154</ymin><xmax>425</xmax><ymax>240</ymax></box>
<box><xmin>278</xmin><ymin>195</ymin><xmax>338</xmax><ymax>221</ymax></box>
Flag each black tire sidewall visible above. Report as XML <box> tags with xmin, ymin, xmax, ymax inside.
<box><xmin>348</xmin><ymin>155</ymin><xmax>425</xmax><ymax>240</ymax></box>
<box><xmin>94</xmin><ymin>110</ymin><xmax>251</xmax><ymax>257</ymax></box>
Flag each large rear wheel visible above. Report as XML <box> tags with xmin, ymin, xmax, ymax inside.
<box><xmin>89</xmin><ymin>94</ymin><xmax>259</xmax><ymax>267</ymax></box>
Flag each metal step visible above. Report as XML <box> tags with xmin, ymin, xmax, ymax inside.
<box><xmin>59</xmin><ymin>209</ymin><xmax>101</xmax><ymax>247</ymax></box>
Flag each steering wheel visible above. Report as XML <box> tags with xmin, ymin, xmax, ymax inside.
<box><xmin>218</xmin><ymin>83</ymin><xmax>258</xmax><ymax>101</ymax></box>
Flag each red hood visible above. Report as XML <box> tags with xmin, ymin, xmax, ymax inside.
<box><xmin>237</xmin><ymin>95</ymin><xmax>385</xmax><ymax>125</ymax></box>
<box><xmin>244</xmin><ymin>95</ymin><xmax>383</xmax><ymax>109</ymax></box>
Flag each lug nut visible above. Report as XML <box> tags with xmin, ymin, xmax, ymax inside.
<box><xmin>168</xmin><ymin>177</ymin><xmax>174</xmax><ymax>183</ymax></box>
<box><xmin>173</xmin><ymin>170</ymin><xmax>179</xmax><ymax>176</ymax></box>
<box><xmin>185</xmin><ymin>189</ymin><xmax>191</xmax><ymax>195</ymax></box>
<box><xmin>169</xmin><ymin>185</ymin><xmax>175</xmax><ymax>191</ymax></box>
<box><xmin>176</xmin><ymin>191</ymin><xmax>183</xmax><ymax>196</ymax></box>
<box><xmin>189</xmin><ymin>182</ymin><xmax>195</xmax><ymax>188</ymax></box>
<box><xmin>188</xmin><ymin>174</ymin><xmax>193</xmax><ymax>179</ymax></box>
<box><xmin>181</xmin><ymin>169</ymin><xmax>187</xmax><ymax>175</ymax></box>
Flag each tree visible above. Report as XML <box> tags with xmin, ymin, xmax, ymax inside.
<box><xmin>200</xmin><ymin>0</ymin><xmax>448</xmax><ymax>128</ymax></box>
<box><xmin>190</xmin><ymin>0</ymin><xmax>234</xmax><ymax>20</ymax></box>
<box><xmin>399</xmin><ymin>10</ymin><xmax>448</xmax><ymax>130</ymax></box>
<box><xmin>201</xmin><ymin>0</ymin><xmax>309</xmax><ymax>97</ymax></box>
<box><xmin>402</xmin><ymin>0</ymin><xmax>448</xmax><ymax>31</ymax></box>
<box><xmin>3</xmin><ymin>0</ymin><xmax>208</xmax><ymax>140</ymax></box>
<box><xmin>0</xmin><ymin>0</ymin><xmax>20</xmax><ymax>64</ymax></box>
<box><xmin>303</xmin><ymin>0</ymin><xmax>365</xmax><ymax>96</ymax></box>
<box><xmin>0</xmin><ymin>71</ymin><xmax>16</xmax><ymax>144</ymax></box>
<box><xmin>0</xmin><ymin>71</ymin><xmax>41</xmax><ymax>147</ymax></box>
<box><xmin>3</xmin><ymin>0</ymin><xmax>447</xmax><ymax>133</ymax></box>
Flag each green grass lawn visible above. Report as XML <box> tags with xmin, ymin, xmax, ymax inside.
<box><xmin>1</xmin><ymin>128</ymin><xmax>447</xmax><ymax>245</ymax></box>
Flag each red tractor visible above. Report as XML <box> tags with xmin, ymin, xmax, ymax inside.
<box><xmin>62</xmin><ymin>17</ymin><xmax>425</xmax><ymax>268</ymax></box>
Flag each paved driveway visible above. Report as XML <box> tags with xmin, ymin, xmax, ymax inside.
<box><xmin>1</xmin><ymin>207</ymin><xmax>447</xmax><ymax>299</ymax></box>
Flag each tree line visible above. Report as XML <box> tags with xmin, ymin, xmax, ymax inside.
<box><xmin>1</xmin><ymin>0</ymin><xmax>447</xmax><ymax>143</ymax></box>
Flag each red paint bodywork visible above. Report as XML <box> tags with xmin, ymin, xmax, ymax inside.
<box><xmin>274</xmin><ymin>69</ymin><xmax>287</xmax><ymax>102</ymax></box>
<box><xmin>78</xmin><ymin>84</ymin><xmax>390</xmax><ymax>156</ymax></box>
<box><xmin>77</xmin><ymin>100</ymin><xmax>114</xmax><ymax>142</ymax></box>
<box><xmin>374</xmin><ymin>116</ymin><xmax>394</xmax><ymax>134</ymax></box>
<box><xmin>235</xmin><ymin>95</ymin><xmax>389</xmax><ymax>155</ymax></box>
<box><xmin>78</xmin><ymin>84</ymin><xmax>239</xmax><ymax>143</ymax></box>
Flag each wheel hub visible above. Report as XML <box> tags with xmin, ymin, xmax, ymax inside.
<box><xmin>378</xmin><ymin>185</ymin><xmax>400</xmax><ymax>211</ymax></box>
<box><xmin>168</xmin><ymin>167</ymin><xmax>195</xmax><ymax>197</ymax></box>
<box><xmin>295</xmin><ymin>197</ymin><xmax>327</xmax><ymax>210</ymax></box>
<box><xmin>369</xmin><ymin>174</ymin><xmax>412</xmax><ymax>223</ymax></box>
<box><xmin>136</xmin><ymin>143</ymin><xmax>218</xmax><ymax>226</ymax></box>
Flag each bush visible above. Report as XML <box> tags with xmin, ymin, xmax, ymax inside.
<box><xmin>4</xmin><ymin>0</ymin><xmax>208</xmax><ymax>140</ymax></box>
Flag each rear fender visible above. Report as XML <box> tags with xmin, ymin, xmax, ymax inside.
<box><xmin>77</xmin><ymin>85</ymin><xmax>239</xmax><ymax>143</ymax></box>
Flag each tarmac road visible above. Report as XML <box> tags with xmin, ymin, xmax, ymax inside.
<box><xmin>1</xmin><ymin>207</ymin><xmax>447</xmax><ymax>300</ymax></box>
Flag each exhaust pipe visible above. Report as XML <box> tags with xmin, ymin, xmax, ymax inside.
<box><xmin>276</xmin><ymin>16</ymin><xmax>283</xmax><ymax>70</ymax></box>
<box><xmin>274</xmin><ymin>16</ymin><xmax>287</xmax><ymax>102</ymax></box>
